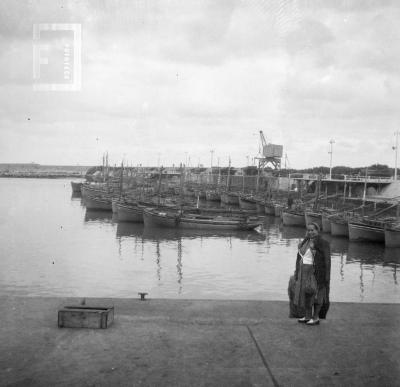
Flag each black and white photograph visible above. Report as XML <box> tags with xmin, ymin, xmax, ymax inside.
<box><xmin>0</xmin><ymin>0</ymin><xmax>399</xmax><ymax>386</ymax></box>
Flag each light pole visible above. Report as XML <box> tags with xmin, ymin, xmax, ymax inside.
<box><xmin>394</xmin><ymin>131</ymin><xmax>399</xmax><ymax>181</ymax></box>
<box><xmin>329</xmin><ymin>139</ymin><xmax>335</xmax><ymax>180</ymax></box>
<box><xmin>210</xmin><ymin>149</ymin><xmax>214</xmax><ymax>171</ymax></box>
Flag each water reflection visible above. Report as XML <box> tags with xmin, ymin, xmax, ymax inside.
<box><xmin>177</xmin><ymin>238</ymin><xmax>183</xmax><ymax>293</ymax></box>
<box><xmin>280</xmin><ymin>225</ymin><xmax>304</xmax><ymax>240</ymax></box>
<box><xmin>116</xmin><ymin>222</ymin><xmax>143</xmax><ymax>238</ymax></box>
<box><xmin>84</xmin><ymin>209</ymin><xmax>114</xmax><ymax>223</ymax></box>
<box><xmin>347</xmin><ymin>242</ymin><xmax>385</xmax><ymax>264</ymax></box>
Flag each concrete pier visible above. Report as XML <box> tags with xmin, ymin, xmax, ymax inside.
<box><xmin>1</xmin><ymin>297</ymin><xmax>399</xmax><ymax>386</ymax></box>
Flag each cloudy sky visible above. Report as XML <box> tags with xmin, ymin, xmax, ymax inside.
<box><xmin>0</xmin><ymin>0</ymin><xmax>399</xmax><ymax>168</ymax></box>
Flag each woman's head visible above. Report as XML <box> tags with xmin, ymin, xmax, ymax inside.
<box><xmin>306</xmin><ymin>222</ymin><xmax>320</xmax><ymax>239</ymax></box>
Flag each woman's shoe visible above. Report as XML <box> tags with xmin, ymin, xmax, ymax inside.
<box><xmin>298</xmin><ymin>317</ymin><xmax>310</xmax><ymax>323</ymax></box>
<box><xmin>306</xmin><ymin>319</ymin><xmax>320</xmax><ymax>325</ymax></box>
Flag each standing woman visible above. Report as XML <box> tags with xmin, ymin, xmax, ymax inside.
<box><xmin>294</xmin><ymin>222</ymin><xmax>331</xmax><ymax>325</ymax></box>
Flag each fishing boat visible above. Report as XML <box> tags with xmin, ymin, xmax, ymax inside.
<box><xmin>384</xmin><ymin>223</ymin><xmax>400</xmax><ymax>247</ymax></box>
<box><xmin>238</xmin><ymin>195</ymin><xmax>257</xmax><ymax>210</ymax></box>
<box><xmin>71</xmin><ymin>181</ymin><xmax>83</xmax><ymax>193</ymax></box>
<box><xmin>282</xmin><ymin>209</ymin><xmax>305</xmax><ymax>227</ymax></box>
<box><xmin>143</xmin><ymin>208</ymin><xmax>262</xmax><ymax>230</ymax></box>
<box><xmin>304</xmin><ymin>210</ymin><xmax>322</xmax><ymax>229</ymax></box>
<box><xmin>348</xmin><ymin>217</ymin><xmax>385</xmax><ymax>243</ymax></box>
<box><xmin>84</xmin><ymin>196</ymin><xmax>112</xmax><ymax>211</ymax></box>
<box><xmin>115</xmin><ymin>202</ymin><xmax>144</xmax><ymax>223</ymax></box>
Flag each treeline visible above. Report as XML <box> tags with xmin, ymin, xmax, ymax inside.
<box><xmin>280</xmin><ymin>164</ymin><xmax>394</xmax><ymax>177</ymax></box>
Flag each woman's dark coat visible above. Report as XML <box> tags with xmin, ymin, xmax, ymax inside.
<box><xmin>295</xmin><ymin>235</ymin><xmax>331</xmax><ymax>286</ymax></box>
<box><xmin>295</xmin><ymin>235</ymin><xmax>331</xmax><ymax>318</ymax></box>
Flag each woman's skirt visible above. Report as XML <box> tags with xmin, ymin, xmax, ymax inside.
<box><xmin>293</xmin><ymin>263</ymin><xmax>316</xmax><ymax>309</ymax></box>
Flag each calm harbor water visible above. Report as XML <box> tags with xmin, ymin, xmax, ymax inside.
<box><xmin>0</xmin><ymin>178</ymin><xmax>399</xmax><ymax>303</ymax></box>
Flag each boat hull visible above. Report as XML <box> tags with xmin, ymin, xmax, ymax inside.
<box><xmin>305</xmin><ymin>212</ymin><xmax>322</xmax><ymax>229</ymax></box>
<box><xmin>348</xmin><ymin>222</ymin><xmax>384</xmax><ymax>243</ymax></box>
<box><xmin>179</xmin><ymin>217</ymin><xmax>261</xmax><ymax>230</ymax></box>
<box><xmin>238</xmin><ymin>197</ymin><xmax>257</xmax><ymax>210</ymax></box>
<box><xmin>143</xmin><ymin>209</ymin><xmax>261</xmax><ymax>230</ymax></box>
<box><xmin>264</xmin><ymin>203</ymin><xmax>275</xmax><ymax>216</ymax></box>
<box><xmin>282</xmin><ymin>211</ymin><xmax>305</xmax><ymax>227</ymax></box>
<box><xmin>143</xmin><ymin>209</ymin><xmax>179</xmax><ymax>228</ymax></box>
<box><xmin>330</xmin><ymin>219</ymin><xmax>348</xmax><ymax>236</ymax></box>
<box><xmin>116</xmin><ymin>203</ymin><xmax>144</xmax><ymax>223</ymax></box>
<box><xmin>384</xmin><ymin>227</ymin><xmax>400</xmax><ymax>247</ymax></box>
<box><xmin>84</xmin><ymin>196</ymin><xmax>112</xmax><ymax>211</ymax></box>
<box><xmin>321</xmin><ymin>214</ymin><xmax>331</xmax><ymax>233</ymax></box>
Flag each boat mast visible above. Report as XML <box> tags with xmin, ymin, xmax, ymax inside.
<box><xmin>119</xmin><ymin>160</ymin><xmax>124</xmax><ymax>199</ymax></box>
<box><xmin>157</xmin><ymin>166</ymin><xmax>163</xmax><ymax>206</ymax></box>
<box><xmin>226</xmin><ymin>156</ymin><xmax>231</xmax><ymax>192</ymax></box>
<box><xmin>313</xmin><ymin>174</ymin><xmax>321</xmax><ymax>211</ymax></box>
<box><xmin>179</xmin><ymin>163</ymin><xmax>184</xmax><ymax>211</ymax></box>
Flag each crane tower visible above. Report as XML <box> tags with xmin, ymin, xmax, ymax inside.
<box><xmin>256</xmin><ymin>130</ymin><xmax>283</xmax><ymax>170</ymax></box>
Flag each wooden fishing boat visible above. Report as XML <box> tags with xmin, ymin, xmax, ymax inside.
<box><xmin>71</xmin><ymin>181</ymin><xmax>83</xmax><ymax>193</ymax></box>
<box><xmin>238</xmin><ymin>195</ymin><xmax>257</xmax><ymax>210</ymax></box>
<box><xmin>282</xmin><ymin>209</ymin><xmax>305</xmax><ymax>227</ymax></box>
<box><xmin>220</xmin><ymin>192</ymin><xmax>239</xmax><ymax>205</ymax></box>
<box><xmin>143</xmin><ymin>208</ymin><xmax>262</xmax><ymax>230</ymax></box>
<box><xmin>348</xmin><ymin>218</ymin><xmax>385</xmax><ymax>243</ymax></box>
<box><xmin>304</xmin><ymin>210</ymin><xmax>322</xmax><ymax>229</ymax></box>
<box><xmin>84</xmin><ymin>196</ymin><xmax>112</xmax><ymax>211</ymax></box>
<box><xmin>384</xmin><ymin>223</ymin><xmax>400</xmax><ymax>247</ymax></box>
<box><xmin>81</xmin><ymin>184</ymin><xmax>113</xmax><ymax>200</ymax></box>
<box><xmin>205</xmin><ymin>190</ymin><xmax>221</xmax><ymax>202</ymax></box>
<box><xmin>115</xmin><ymin>202</ymin><xmax>144</xmax><ymax>223</ymax></box>
<box><xmin>179</xmin><ymin>214</ymin><xmax>262</xmax><ymax>230</ymax></box>
<box><xmin>192</xmin><ymin>207</ymin><xmax>257</xmax><ymax>217</ymax></box>
<box><xmin>143</xmin><ymin>208</ymin><xmax>179</xmax><ymax>228</ymax></box>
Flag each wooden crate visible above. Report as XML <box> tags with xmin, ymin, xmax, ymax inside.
<box><xmin>58</xmin><ymin>306</ymin><xmax>114</xmax><ymax>329</ymax></box>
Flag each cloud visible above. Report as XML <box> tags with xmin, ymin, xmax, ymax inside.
<box><xmin>1</xmin><ymin>0</ymin><xmax>400</xmax><ymax>168</ymax></box>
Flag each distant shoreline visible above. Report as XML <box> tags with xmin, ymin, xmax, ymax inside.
<box><xmin>0</xmin><ymin>173</ymin><xmax>85</xmax><ymax>179</ymax></box>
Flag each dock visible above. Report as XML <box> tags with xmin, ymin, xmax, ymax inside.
<box><xmin>1</xmin><ymin>296</ymin><xmax>399</xmax><ymax>386</ymax></box>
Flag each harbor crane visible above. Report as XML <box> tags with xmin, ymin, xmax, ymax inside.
<box><xmin>255</xmin><ymin>130</ymin><xmax>283</xmax><ymax>170</ymax></box>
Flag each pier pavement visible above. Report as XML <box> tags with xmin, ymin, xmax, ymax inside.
<box><xmin>1</xmin><ymin>297</ymin><xmax>399</xmax><ymax>387</ymax></box>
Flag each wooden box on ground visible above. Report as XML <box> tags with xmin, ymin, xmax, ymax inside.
<box><xmin>58</xmin><ymin>306</ymin><xmax>114</xmax><ymax>329</ymax></box>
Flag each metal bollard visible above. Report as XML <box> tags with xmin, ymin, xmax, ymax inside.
<box><xmin>138</xmin><ymin>292</ymin><xmax>148</xmax><ymax>301</ymax></box>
